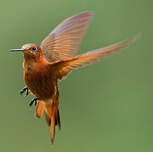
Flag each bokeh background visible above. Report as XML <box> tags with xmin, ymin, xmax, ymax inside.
<box><xmin>0</xmin><ymin>0</ymin><xmax>153</xmax><ymax>151</ymax></box>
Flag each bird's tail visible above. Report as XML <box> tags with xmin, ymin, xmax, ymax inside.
<box><xmin>44</xmin><ymin>103</ymin><xmax>61</xmax><ymax>144</ymax></box>
<box><xmin>36</xmin><ymin>101</ymin><xmax>45</xmax><ymax>118</ymax></box>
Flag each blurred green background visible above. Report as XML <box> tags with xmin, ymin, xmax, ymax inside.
<box><xmin>0</xmin><ymin>0</ymin><xmax>153</xmax><ymax>151</ymax></box>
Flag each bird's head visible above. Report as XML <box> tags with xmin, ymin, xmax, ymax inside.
<box><xmin>9</xmin><ymin>43</ymin><xmax>43</xmax><ymax>61</ymax></box>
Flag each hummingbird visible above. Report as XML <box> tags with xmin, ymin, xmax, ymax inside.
<box><xmin>9</xmin><ymin>11</ymin><xmax>136</xmax><ymax>144</ymax></box>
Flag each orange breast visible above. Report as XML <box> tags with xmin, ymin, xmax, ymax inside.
<box><xmin>24</xmin><ymin>63</ymin><xmax>57</xmax><ymax>100</ymax></box>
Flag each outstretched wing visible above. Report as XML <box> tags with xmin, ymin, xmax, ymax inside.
<box><xmin>51</xmin><ymin>36</ymin><xmax>137</xmax><ymax>80</ymax></box>
<box><xmin>41</xmin><ymin>12</ymin><xmax>92</xmax><ymax>62</ymax></box>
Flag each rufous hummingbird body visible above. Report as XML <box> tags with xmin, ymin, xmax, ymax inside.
<box><xmin>9</xmin><ymin>12</ymin><xmax>136</xmax><ymax>144</ymax></box>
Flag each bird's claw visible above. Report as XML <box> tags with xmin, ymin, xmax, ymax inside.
<box><xmin>20</xmin><ymin>86</ymin><xmax>29</xmax><ymax>97</ymax></box>
<box><xmin>20</xmin><ymin>87</ymin><xmax>37</xmax><ymax>107</ymax></box>
<box><xmin>29</xmin><ymin>98</ymin><xmax>38</xmax><ymax>106</ymax></box>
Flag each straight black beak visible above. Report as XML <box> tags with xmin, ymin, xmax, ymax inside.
<box><xmin>8</xmin><ymin>49</ymin><xmax>25</xmax><ymax>52</ymax></box>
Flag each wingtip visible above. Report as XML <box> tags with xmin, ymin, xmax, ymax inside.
<box><xmin>75</xmin><ymin>11</ymin><xmax>93</xmax><ymax>18</ymax></box>
<box><xmin>128</xmin><ymin>33</ymin><xmax>141</xmax><ymax>44</ymax></box>
<box><xmin>118</xmin><ymin>33</ymin><xmax>141</xmax><ymax>48</ymax></box>
<box><xmin>82</xmin><ymin>11</ymin><xmax>93</xmax><ymax>16</ymax></box>
<box><xmin>133</xmin><ymin>32</ymin><xmax>142</xmax><ymax>42</ymax></box>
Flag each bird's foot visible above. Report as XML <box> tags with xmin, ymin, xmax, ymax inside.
<box><xmin>29</xmin><ymin>98</ymin><xmax>38</xmax><ymax>106</ymax></box>
<box><xmin>20</xmin><ymin>86</ymin><xmax>29</xmax><ymax>97</ymax></box>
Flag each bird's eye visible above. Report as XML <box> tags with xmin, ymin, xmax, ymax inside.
<box><xmin>31</xmin><ymin>47</ymin><xmax>37</xmax><ymax>51</ymax></box>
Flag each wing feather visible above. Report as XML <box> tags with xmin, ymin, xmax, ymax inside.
<box><xmin>41</xmin><ymin>12</ymin><xmax>92</xmax><ymax>62</ymax></box>
<box><xmin>51</xmin><ymin>36</ymin><xmax>137</xmax><ymax>80</ymax></box>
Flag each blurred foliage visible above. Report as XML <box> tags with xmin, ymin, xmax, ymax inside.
<box><xmin>0</xmin><ymin>0</ymin><xmax>153</xmax><ymax>151</ymax></box>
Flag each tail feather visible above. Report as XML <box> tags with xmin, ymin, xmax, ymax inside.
<box><xmin>36</xmin><ymin>101</ymin><xmax>45</xmax><ymax>118</ymax></box>
<box><xmin>50</xmin><ymin>113</ymin><xmax>55</xmax><ymax>144</ymax></box>
<box><xmin>45</xmin><ymin>112</ymin><xmax>51</xmax><ymax>126</ymax></box>
<box><xmin>45</xmin><ymin>103</ymin><xmax>61</xmax><ymax>144</ymax></box>
<box><xmin>55</xmin><ymin>109</ymin><xmax>61</xmax><ymax>129</ymax></box>
<box><xmin>44</xmin><ymin>108</ymin><xmax>61</xmax><ymax>128</ymax></box>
